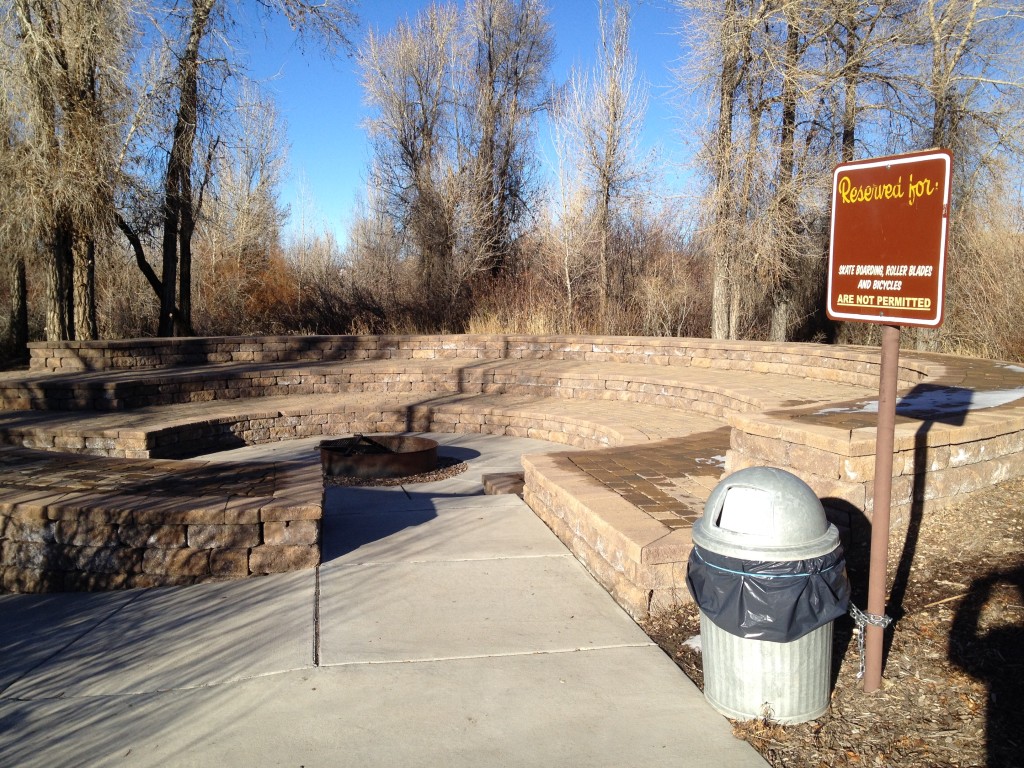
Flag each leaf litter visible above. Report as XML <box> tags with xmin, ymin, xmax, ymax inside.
<box><xmin>643</xmin><ymin>475</ymin><xmax>1024</xmax><ymax>768</ymax></box>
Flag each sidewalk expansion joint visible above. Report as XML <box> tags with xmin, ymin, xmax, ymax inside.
<box><xmin>325</xmin><ymin>553</ymin><xmax>573</xmax><ymax>569</ymax></box>
<box><xmin>313</xmin><ymin>565</ymin><xmax>322</xmax><ymax>668</ymax></box>
<box><xmin>316</xmin><ymin>643</ymin><xmax>659</xmax><ymax>669</ymax></box>
<box><xmin>0</xmin><ymin>589</ymin><xmax>150</xmax><ymax>699</ymax></box>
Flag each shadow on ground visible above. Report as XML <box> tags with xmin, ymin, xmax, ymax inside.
<box><xmin>949</xmin><ymin>565</ymin><xmax>1024</xmax><ymax>767</ymax></box>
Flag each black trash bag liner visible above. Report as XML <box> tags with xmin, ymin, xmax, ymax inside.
<box><xmin>686</xmin><ymin>543</ymin><xmax>850</xmax><ymax>643</ymax></box>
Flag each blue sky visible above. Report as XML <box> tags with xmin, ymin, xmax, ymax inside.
<box><xmin>244</xmin><ymin>0</ymin><xmax>693</xmax><ymax>244</ymax></box>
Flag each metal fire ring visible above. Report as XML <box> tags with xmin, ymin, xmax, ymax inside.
<box><xmin>319</xmin><ymin>434</ymin><xmax>439</xmax><ymax>479</ymax></box>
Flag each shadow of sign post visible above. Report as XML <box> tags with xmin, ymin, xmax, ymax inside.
<box><xmin>887</xmin><ymin>385</ymin><xmax>972</xmax><ymax>633</ymax></box>
<box><xmin>826</xmin><ymin>149</ymin><xmax>953</xmax><ymax>692</ymax></box>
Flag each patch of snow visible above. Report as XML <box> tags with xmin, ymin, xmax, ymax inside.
<box><xmin>683</xmin><ymin>634</ymin><xmax>702</xmax><ymax>653</ymax></box>
<box><xmin>814</xmin><ymin>386</ymin><xmax>1024</xmax><ymax>417</ymax></box>
<box><xmin>696</xmin><ymin>455</ymin><xmax>727</xmax><ymax>467</ymax></box>
<box><xmin>970</xmin><ymin>388</ymin><xmax>1024</xmax><ymax>409</ymax></box>
<box><xmin>815</xmin><ymin>401</ymin><xmax>878</xmax><ymax>416</ymax></box>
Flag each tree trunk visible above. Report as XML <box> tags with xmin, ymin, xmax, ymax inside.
<box><xmin>712</xmin><ymin>254</ymin><xmax>732</xmax><ymax>341</ymax></box>
<box><xmin>46</xmin><ymin>214</ymin><xmax>74</xmax><ymax>341</ymax></box>
<box><xmin>596</xmin><ymin>196</ymin><xmax>610</xmax><ymax>320</ymax></box>
<box><xmin>73</xmin><ymin>237</ymin><xmax>98</xmax><ymax>340</ymax></box>
<box><xmin>841</xmin><ymin>13</ymin><xmax>859</xmax><ymax>164</ymax></box>
<box><xmin>8</xmin><ymin>256</ymin><xmax>29</xmax><ymax>362</ymax></box>
<box><xmin>770</xmin><ymin>300</ymin><xmax>790</xmax><ymax>342</ymax></box>
<box><xmin>728</xmin><ymin>290</ymin><xmax>741</xmax><ymax>340</ymax></box>
<box><xmin>179</xmin><ymin>203</ymin><xmax>194</xmax><ymax>335</ymax></box>
<box><xmin>711</xmin><ymin>0</ymin><xmax>741</xmax><ymax>340</ymax></box>
<box><xmin>178</xmin><ymin>153</ymin><xmax>196</xmax><ymax>337</ymax></box>
<box><xmin>158</xmin><ymin>0</ymin><xmax>214</xmax><ymax>337</ymax></box>
<box><xmin>768</xmin><ymin>15</ymin><xmax>800</xmax><ymax>343</ymax></box>
<box><xmin>158</xmin><ymin>162</ymin><xmax>180</xmax><ymax>337</ymax></box>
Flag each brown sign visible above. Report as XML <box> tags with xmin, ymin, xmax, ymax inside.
<box><xmin>827</xmin><ymin>149</ymin><xmax>952</xmax><ymax>327</ymax></box>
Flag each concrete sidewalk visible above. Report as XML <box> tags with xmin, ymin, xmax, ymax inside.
<box><xmin>0</xmin><ymin>434</ymin><xmax>767</xmax><ymax>767</ymax></box>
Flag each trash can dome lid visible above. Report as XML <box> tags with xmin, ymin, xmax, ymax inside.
<box><xmin>693</xmin><ymin>466</ymin><xmax>839</xmax><ymax>560</ymax></box>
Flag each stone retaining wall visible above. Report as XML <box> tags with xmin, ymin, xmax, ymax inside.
<box><xmin>28</xmin><ymin>334</ymin><xmax>934</xmax><ymax>389</ymax></box>
<box><xmin>3</xmin><ymin>360</ymin><xmax>805</xmax><ymax>415</ymax></box>
<box><xmin>4</xmin><ymin>399</ymin><xmax>636</xmax><ymax>460</ymax></box>
<box><xmin>0</xmin><ymin>453</ymin><xmax>321</xmax><ymax>593</ymax></box>
<box><xmin>726</xmin><ymin>408</ymin><xmax>1024</xmax><ymax>532</ymax></box>
<box><xmin>523</xmin><ymin>452</ymin><xmax>693</xmax><ymax>619</ymax></box>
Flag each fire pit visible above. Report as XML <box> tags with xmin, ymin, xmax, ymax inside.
<box><xmin>319</xmin><ymin>434</ymin><xmax>439</xmax><ymax>480</ymax></box>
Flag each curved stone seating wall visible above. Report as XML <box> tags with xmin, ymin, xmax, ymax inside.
<box><xmin>727</xmin><ymin>398</ymin><xmax>1024</xmax><ymax>532</ymax></box>
<box><xmin>61</xmin><ymin>400</ymin><xmax>637</xmax><ymax>458</ymax></box>
<box><xmin>5</xmin><ymin>334</ymin><xmax>1024</xmax><ymax>615</ymax></box>
<box><xmin>28</xmin><ymin>334</ymin><xmax>934</xmax><ymax>388</ymax></box>
<box><xmin>2</xmin><ymin>394</ymin><xmax>702</xmax><ymax>459</ymax></box>
<box><xmin>522</xmin><ymin>452</ymin><xmax>695</xmax><ymax>617</ymax></box>
<box><xmin>141</xmin><ymin>399</ymin><xmax>642</xmax><ymax>457</ymax></box>
<box><xmin>4</xmin><ymin>358</ymin><xmax>821</xmax><ymax>416</ymax></box>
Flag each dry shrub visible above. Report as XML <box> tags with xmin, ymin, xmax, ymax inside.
<box><xmin>466</xmin><ymin>244</ymin><xmax>712</xmax><ymax>339</ymax></box>
<box><xmin>940</xmin><ymin>196</ymin><xmax>1024</xmax><ymax>362</ymax></box>
<box><xmin>345</xmin><ymin>254</ymin><xmax>426</xmax><ymax>334</ymax></box>
<box><xmin>239</xmin><ymin>252</ymin><xmax>301</xmax><ymax>333</ymax></box>
<box><xmin>176</xmin><ymin>220</ymin><xmax>293</xmax><ymax>335</ymax></box>
<box><xmin>95</xmin><ymin>241</ymin><xmax>158</xmax><ymax>339</ymax></box>
<box><xmin>84</xmin><ymin>172</ymin><xmax>1018</xmax><ymax>355</ymax></box>
<box><xmin>467</xmin><ymin>271</ymin><xmax>585</xmax><ymax>335</ymax></box>
<box><xmin>620</xmin><ymin>252</ymin><xmax>713</xmax><ymax>338</ymax></box>
<box><xmin>191</xmin><ymin>257</ymin><xmax>252</xmax><ymax>335</ymax></box>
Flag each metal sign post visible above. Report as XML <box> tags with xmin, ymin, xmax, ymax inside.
<box><xmin>827</xmin><ymin>149</ymin><xmax>952</xmax><ymax>693</ymax></box>
<box><xmin>864</xmin><ymin>324</ymin><xmax>900</xmax><ymax>692</ymax></box>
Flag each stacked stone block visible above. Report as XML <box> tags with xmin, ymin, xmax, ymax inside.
<box><xmin>0</xmin><ymin>452</ymin><xmax>322</xmax><ymax>593</ymax></box>
<box><xmin>726</xmin><ymin>409</ymin><xmax>1024</xmax><ymax>534</ymax></box>
<box><xmin>28</xmin><ymin>334</ymin><xmax>933</xmax><ymax>389</ymax></box>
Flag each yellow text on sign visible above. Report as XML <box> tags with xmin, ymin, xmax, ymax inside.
<box><xmin>836</xmin><ymin>174</ymin><xmax>941</xmax><ymax>207</ymax></box>
<box><xmin>835</xmin><ymin>295</ymin><xmax>933</xmax><ymax>310</ymax></box>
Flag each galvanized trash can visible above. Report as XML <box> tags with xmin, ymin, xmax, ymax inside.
<box><xmin>686</xmin><ymin>467</ymin><xmax>850</xmax><ymax>723</ymax></box>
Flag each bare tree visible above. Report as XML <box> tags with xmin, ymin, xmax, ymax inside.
<box><xmin>535</xmin><ymin>123</ymin><xmax>601</xmax><ymax>323</ymax></box>
<box><xmin>115</xmin><ymin>0</ymin><xmax>356</xmax><ymax>337</ymax></box>
<box><xmin>911</xmin><ymin>0</ymin><xmax>1024</xmax><ymax>350</ymax></box>
<box><xmin>0</xmin><ymin>101</ymin><xmax>31</xmax><ymax>360</ymax></box>
<box><xmin>190</xmin><ymin>83</ymin><xmax>289</xmax><ymax>333</ymax></box>
<box><xmin>554</xmin><ymin>0</ymin><xmax>650</xmax><ymax>319</ymax></box>
<box><xmin>359</xmin><ymin>0</ymin><xmax>553</xmax><ymax>329</ymax></box>
<box><xmin>360</xmin><ymin>4</ymin><xmax>461</xmax><ymax>317</ymax></box>
<box><xmin>758</xmin><ymin>2</ymin><xmax>842</xmax><ymax>341</ymax></box>
<box><xmin>3</xmin><ymin>0</ymin><xmax>135</xmax><ymax>341</ymax></box>
<box><xmin>464</xmin><ymin>0</ymin><xmax>554</xmax><ymax>277</ymax></box>
<box><xmin>680</xmin><ymin>0</ymin><xmax>917</xmax><ymax>341</ymax></box>
<box><xmin>680</xmin><ymin>0</ymin><xmax>759</xmax><ymax>339</ymax></box>
<box><xmin>199</xmin><ymin>85</ymin><xmax>288</xmax><ymax>279</ymax></box>
<box><xmin>344</xmin><ymin>191</ymin><xmax>408</xmax><ymax>331</ymax></box>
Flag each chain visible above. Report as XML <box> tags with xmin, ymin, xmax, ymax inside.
<box><xmin>849</xmin><ymin>603</ymin><xmax>893</xmax><ymax>679</ymax></box>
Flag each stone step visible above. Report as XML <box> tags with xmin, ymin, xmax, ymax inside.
<box><xmin>482</xmin><ymin>472</ymin><xmax>525</xmax><ymax>496</ymax></box>
<box><xmin>0</xmin><ymin>356</ymin><xmax>877</xmax><ymax>416</ymax></box>
<box><xmin>0</xmin><ymin>393</ymin><xmax>728</xmax><ymax>458</ymax></box>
